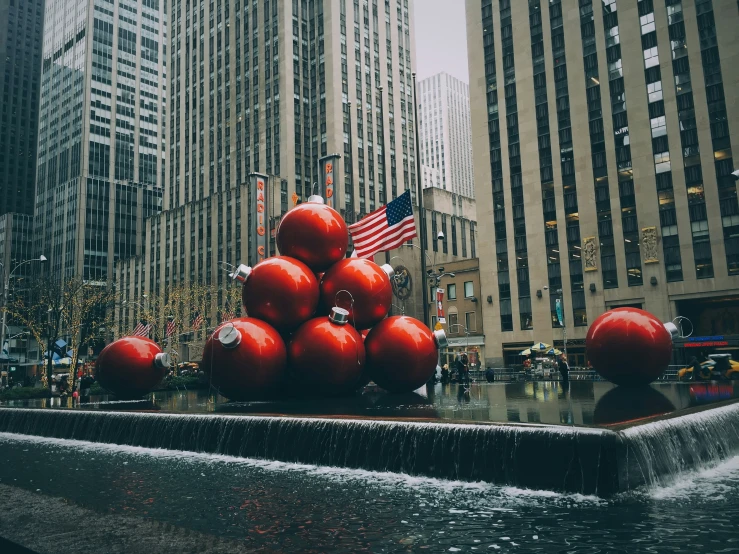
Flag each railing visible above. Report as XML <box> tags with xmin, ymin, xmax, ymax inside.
<box><xmin>456</xmin><ymin>365</ymin><xmax>687</xmax><ymax>383</ymax></box>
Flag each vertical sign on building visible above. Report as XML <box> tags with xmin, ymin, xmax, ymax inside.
<box><xmin>318</xmin><ymin>154</ymin><xmax>341</xmax><ymax>208</ymax></box>
<box><xmin>248</xmin><ymin>172</ymin><xmax>270</xmax><ymax>267</ymax></box>
<box><xmin>436</xmin><ymin>288</ymin><xmax>446</xmax><ymax>324</ymax></box>
<box><xmin>555</xmin><ymin>298</ymin><xmax>564</xmax><ymax>327</ymax></box>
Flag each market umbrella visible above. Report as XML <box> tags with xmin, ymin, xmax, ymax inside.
<box><xmin>546</xmin><ymin>348</ymin><xmax>562</xmax><ymax>356</ymax></box>
<box><xmin>519</xmin><ymin>348</ymin><xmax>532</xmax><ymax>356</ymax></box>
<box><xmin>530</xmin><ymin>342</ymin><xmax>551</xmax><ymax>352</ymax></box>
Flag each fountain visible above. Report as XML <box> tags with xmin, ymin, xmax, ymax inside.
<box><xmin>1</xmin><ymin>382</ymin><xmax>738</xmax><ymax>497</ymax></box>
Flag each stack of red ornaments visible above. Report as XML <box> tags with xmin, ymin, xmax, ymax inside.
<box><xmin>201</xmin><ymin>197</ymin><xmax>446</xmax><ymax>400</ymax></box>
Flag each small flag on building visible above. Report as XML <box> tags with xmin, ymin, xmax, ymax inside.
<box><xmin>348</xmin><ymin>190</ymin><xmax>417</xmax><ymax>259</ymax></box>
<box><xmin>132</xmin><ymin>321</ymin><xmax>151</xmax><ymax>337</ymax></box>
<box><xmin>191</xmin><ymin>311</ymin><xmax>204</xmax><ymax>330</ymax></box>
<box><xmin>165</xmin><ymin>317</ymin><xmax>176</xmax><ymax>338</ymax></box>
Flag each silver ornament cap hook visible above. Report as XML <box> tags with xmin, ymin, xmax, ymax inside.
<box><xmin>433</xmin><ymin>328</ymin><xmax>448</xmax><ymax>348</ymax></box>
<box><xmin>153</xmin><ymin>352</ymin><xmax>171</xmax><ymax>369</ymax></box>
<box><xmin>329</xmin><ymin>306</ymin><xmax>350</xmax><ymax>325</ymax></box>
<box><xmin>307</xmin><ymin>195</ymin><xmax>325</xmax><ymax>204</ymax></box>
<box><xmin>218</xmin><ymin>325</ymin><xmax>242</xmax><ymax>349</ymax></box>
<box><xmin>230</xmin><ymin>264</ymin><xmax>252</xmax><ymax>283</ymax></box>
<box><xmin>380</xmin><ymin>263</ymin><xmax>395</xmax><ymax>279</ymax></box>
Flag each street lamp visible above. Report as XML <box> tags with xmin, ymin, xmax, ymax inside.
<box><xmin>543</xmin><ymin>286</ymin><xmax>567</xmax><ymax>362</ymax></box>
<box><xmin>0</xmin><ymin>255</ymin><xmax>47</xmax><ymax>363</ymax></box>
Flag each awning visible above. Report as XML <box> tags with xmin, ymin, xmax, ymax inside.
<box><xmin>446</xmin><ymin>336</ymin><xmax>485</xmax><ymax>347</ymax></box>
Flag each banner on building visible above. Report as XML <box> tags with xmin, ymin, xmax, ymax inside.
<box><xmin>318</xmin><ymin>154</ymin><xmax>341</xmax><ymax>209</ymax></box>
<box><xmin>555</xmin><ymin>298</ymin><xmax>564</xmax><ymax>327</ymax></box>
<box><xmin>436</xmin><ymin>288</ymin><xmax>446</xmax><ymax>324</ymax></box>
<box><xmin>248</xmin><ymin>172</ymin><xmax>270</xmax><ymax>267</ymax></box>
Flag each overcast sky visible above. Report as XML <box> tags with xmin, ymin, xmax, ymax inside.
<box><xmin>413</xmin><ymin>0</ymin><xmax>470</xmax><ymax>83</ymax></box>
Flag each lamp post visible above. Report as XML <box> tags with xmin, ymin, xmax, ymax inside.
<box><xmin>543</xmin><ymin>286</ymin><xmax>567</xmax><ymax>362</ymax></box>
<box><xmin>0</xmin><ymin>255</ymin><xmax>47</xmax><ymax>365</ymax></box>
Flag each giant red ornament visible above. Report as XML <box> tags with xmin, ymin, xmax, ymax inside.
<box><xmin>365</xmin><ymin>316</ymin><xmax>447</xmax><ymax>393</ymax></box>
<box><xmin>276</xmin><ymin>199</ymin><xmax>349</xmax><ymax>272</ymax></box>
<box><xmin>288</xmin><ymin>307</ymin><xmax>366</xmax><ymax>395</ymax></box>
<box><xmin>320</xmin><ymin>258</ymin><xmax>394</xmax><ymax>330</ymax></box>
<box><xmin>586</xmin><ymin>307</ymin><xmax>677</xmax><ymax>386</ymax></box>
<box><xmin>201</xmin><ymin>318</ymin><xmax>287</xmax><ymax>400</ymax></box>
<box><xmin>95</xmin><ymin>337</ymin><xmax>169</xmax><ymax>398</ymax></box>
<box><xmin>236</xmin><ymin>256</ymin><xmax>320</xmax><ymax>332</ymax></box>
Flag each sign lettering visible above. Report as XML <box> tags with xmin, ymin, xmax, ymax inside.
<box><xmin>249</xmin><ymin>173</ymin><xmax>270</xmax><ymax>266</ymax></box>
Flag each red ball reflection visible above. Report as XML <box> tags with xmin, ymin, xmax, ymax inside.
<box><xmin>586</xmin><ymin>307</ymin><xmax>673</xmax><ymax>386</ymax></box>
<box><xmin>201</xmin><ymin>318</ymin><xmax>287</xmax><ymax>400</ymax></box>
<box><xmin>276</xmin><ymin>202</ymin><xmax>348</xmax><ymax>272</ymax></box>
<box><xmin>95</xmin><ymin>337</ymin><xmax>166</xmax><ymax>398</ymax></box>
<box><xmin>288</xmin><ymin>317</ymin><xmax>366</xmax><ymax>395</ymax></box>
<box><xmin>320</xmin><ymin>259</ymin><xmax>392</xmax><ymax>330</ymax></box>
<box><xmin>365</xmin><ymin>316</ymin><xmax>439</xmax><ymax>393</ymax></box>
<box><xmin>242</xmin><ymin>256</ymin><xmax>320</xmax><ymax>332</ymax></box>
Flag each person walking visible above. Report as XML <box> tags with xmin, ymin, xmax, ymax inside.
<box><xmin>558</xmin><ymin>354</ymin><xmax>570</xmax><ymax>386</ymax></box>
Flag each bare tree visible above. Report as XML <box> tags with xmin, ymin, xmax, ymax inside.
<box><xmin>10</xmin><ymin>277</ymin><xmax>115</xmax><ymax>393</ymax></box>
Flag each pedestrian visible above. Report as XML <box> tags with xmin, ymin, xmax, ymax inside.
<box><xmin>460</xmin><ymin>353</ymin><xmax>470</xmax><ymax>387</ymax></box>
<box><xmin>690</xmin><ymin>356</ymin><xmax>702</xmax><ymax>381</ymax></box>
<box><xmin>485</xmin><ymin>367</ymin><xmax>495</xmax><ymax>383</ymax></box>
<box><xmin>441</xmin><ymin>364</ymin><xmax>449</xmax><ymax>384</ymax></box>
<box><xmin>558</xmin><ymin>354</ymin><xmax>569</xmax><ymax>386</ymax></box>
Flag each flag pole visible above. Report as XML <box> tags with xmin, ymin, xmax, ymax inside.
<box><xmin>378</xmin><ymin>85</ymin><xmax>392</xmax><ymax>316</ymax></box>
<box><xmin>412</xmin><ymin>72</ymin><xmax>430</xmax><ymax>328</ymax></box>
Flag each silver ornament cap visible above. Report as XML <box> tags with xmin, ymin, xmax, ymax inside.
<box><xmin>329</xmin><ymin>306</ymin><xmax>350</xmax><ymax>325</ymax></box>
<box><xmin>218</xmin><ymin>325</ymin><xmax>242</xmax><ymax>349</ymax></box>
<box><xmin>307</xmin><ymin>195</ymin><xmax>325</xmax><ymax>204</ymax></box>
<box><xmin>230</xmin><ymin>264</ymin><xmax>252</xmax><ymax>283</ymax></box>
<box><xmin>433</xmin><ymin>328</ymin><xmax>448</xmax><ymax>348</ymax></box>
<box><xmin>153</xmin><ymin>352</ymin><xmax>171</xmax><ymax>369</ymax></box>
<box><xmin>663</xmin><ymin>321</ymin><xmax>679</xmax><ymax>340</ymax></box>
<box><xmin>380</xmin><ymin>263</ymin><xmax>395</xmax><ymax>279</ymax></box>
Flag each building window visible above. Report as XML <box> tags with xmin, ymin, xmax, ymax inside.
<box><xmin>465</xmin><ymin>311</ymin><xmax>476</xmax><ymax>332</ymax></box>
<box><xmin>447</xmin><ymin>283</ymin><xmax>457</xmax><ymax>300</ymax></box>
<box><xmin>464</xmin><ymin>281</ymin><xmax>474</xmax><ymax>298</ymax></box>
<box><xmin>448</xmin><ymin>312</ymin><xmax>458</xmax><ymax>328</ymax></box>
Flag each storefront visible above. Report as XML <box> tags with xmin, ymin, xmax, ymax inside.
<box><xmin>440</xmin><ymin>336</ymin><xmax>485</xmax><ymax>370</ymax></box>
<box><xmin>673</xmin><ymin>335</ymin><xmax>739</xmax><ymax>366</ymax></box>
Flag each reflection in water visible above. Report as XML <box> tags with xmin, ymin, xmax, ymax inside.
<box><xmin>2</xmin><ymin>382</ymin><xmax>737</xmax><ymax>427</ymax></box>
<box><xmin>593</xmin><ymin>386</ymin><xmax>675</xmax><ymax>426</ymax></box>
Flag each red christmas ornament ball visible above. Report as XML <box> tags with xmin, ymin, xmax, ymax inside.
<box><xmin>95</xmin><ymin>337</ymin><xmax>167</xmax><ymax>398</ymax></box>
<box><xmin>586</xmin><ymin>307</ymin><xmax>673</xmax><ymax>386</ymax></box>
<box><xmin>365</xmin><ymin>316</ymin><xmax>440</xmax><ymax>393</ymax></box>
<box><xmin>243</xmin><ymin>256</ymin><xmax>320</xmax><ymax>332</ymax></box>
<box><xmin>201</xmin><ymin>318</ymin><xmax>287</xmax><ymax>400</ymax></box>
<box><xmin>288</xmin><ymin>310</ymin><xmax>366</xmax><ymax>395</ymax></box>
<box><xmin>320</xmin><ymin>258</ymin><xmax>393</xmax><ymax>330</ymax></box>
<box><xmin>276</xmin><ymin>201</ymin><xmax>348</xmax><ymax>272</ymax></box>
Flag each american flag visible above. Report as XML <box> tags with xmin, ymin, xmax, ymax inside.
<box><xmin>221</xmin><ymin>308</ymin><xmax>234</xmax><ymax>323</ymax></box>
<box><xmin>348</xmin><ymin>190</ymin><xmax>417</xmax><ymax>259</ymax></box>
<box><xmin>132</xmin><ymin>321</ymin><xmax>151</xmax><ymax>337</ymax></box>
<box><xmin>191</xmin><ymin>311</ymin><xmax>204</xmax><ymax>330</ymax></box>
<box><xmin>165</xmin><ymin>317</ymin><xmax>176</xmax><ymax>338</ymax></box>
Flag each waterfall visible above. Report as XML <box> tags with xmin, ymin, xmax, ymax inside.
<box><xmin>2</xmin><ymin>402</ymin><xmax>738</xmax><ymax>496</ymax></box>
<box><xmin>0</xmin><ymin>408</ymin><xmax>619</xmax><ymax>495</ymax></box>
<box><xmin>620</xmin><ymin>402</ymin><xmax>739</xmax><ymax>489</ymax></box>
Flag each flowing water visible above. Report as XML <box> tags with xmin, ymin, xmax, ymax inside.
<box><xmin>1</xmin><ymin>432</ymin><xmax>738</xmax><ymax>553</ymax></box>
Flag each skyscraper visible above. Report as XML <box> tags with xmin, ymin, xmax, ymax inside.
<box><xmin>34</xmin><ymin>0</ymin><xmax>167</xmax><ymax>281</ymax></box>
<box><xmin>0</xmin><ymin>0</ymin><xmax>45</xmax><ymax>216</ymax></box>
<box><xmin>417</xmin><ymin>72</ymin><xmax>474</xmax><ymax>198</ymax></box>
<box><xmin>467</xmin><ymin>0</ymin><xmax>739</xmax><ymax>366</ymax></box>
<box><xmin>116</xmin><ymin>0</ymin><xmax>421</xmax><ymax>311</ymax></box>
